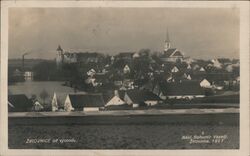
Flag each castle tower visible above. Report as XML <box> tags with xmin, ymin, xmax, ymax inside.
<box><xmin>164</xmin><ymin>29</ymin><xmax>171</xmax><ymax>51</ymax></box>
<box><xmin>56</xmin><ymin>45</ymin><xmax>64</xmax><ymax>68</ymax></box>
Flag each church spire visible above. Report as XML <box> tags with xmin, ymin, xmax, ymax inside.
<box><xmin>164</xmin><ymin>28</ymin><xmax>171</xmax><ymax>51</ymax></box>
<box><xmin>165</xmin><ymin>28</ymin><xmax>170</xmax><ymax>43</ymax></box>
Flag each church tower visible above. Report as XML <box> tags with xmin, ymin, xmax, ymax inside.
<box><xmin>56</xmin><ymin>45</ymin><xmax>64</xmax><ymax>68</ymax></box>
<box><xmin>164</xmin><ymin>29</ymin><xmax>171</xmax><ymax>51</ymax></box>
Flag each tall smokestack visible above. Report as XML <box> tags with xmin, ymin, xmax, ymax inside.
<box><xmin>22</xmin><ymin>52</ymin><xmax>30</xmax><ymax>71</ymax></box>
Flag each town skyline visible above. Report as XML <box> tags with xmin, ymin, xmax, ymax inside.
<box><xmin>9</xmin><ymin>8</ymin><xmax>239</xmax><ymax>59</ymax></box>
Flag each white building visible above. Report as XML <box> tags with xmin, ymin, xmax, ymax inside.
<box><xmin>200</xmin><ymin>79</ymin><xmax>212</xmax><ymax>88</ymax></box>
<box><xmin>199</xmin><ymin>67</ymin><xmax>206</xmax><ymax>72</ymax></box>
<box><xmin>106</xmin><ymin>96</ymin><xmax>126</xmax><ymax>106</ymax></box>
<box><xmin>87</xmin><ymin>69</ymin><xmax>96</xmax><ymax>77</ymax></box>
<box><xmin>171</xmin><ymin>66</ymin><xmax>179</xmax><ymax>73</ymax></box>
<box><xmin>123</xmin><ymin>65</ymin><xmax>130</xmax><ymax>74</ymax></box>
<box><xmin>24</xmin><ymin>71</ymin><xmax>34</xmax><ymax>81</ymax></box>
<box><xmin>51</xmin><ymin>92</ymin><xmax>58</xmax><ymax>112</ymax></box>
<box><xmin>211</xmin><ymin>59</ymin><xmax>222</xmax><ymax>69</ymax></box>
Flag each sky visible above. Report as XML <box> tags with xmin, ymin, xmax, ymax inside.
<box><xmin>9</xmin><ymin>7</ymin><xmax>239</xmax><ymax>60</ymax></box>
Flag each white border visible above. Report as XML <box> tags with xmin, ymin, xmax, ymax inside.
<box><xmin>1</xmin><ymin>1</ymin><xmax>249</xmax><ymax>156</ymax></box>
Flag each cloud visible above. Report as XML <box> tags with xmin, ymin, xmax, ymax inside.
<box><xmin>9</xmin><ymin>8</ymin><xmax>239</xmax><ymax>59</ymax></box>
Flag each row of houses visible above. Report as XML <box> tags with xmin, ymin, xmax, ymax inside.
<box><xmin>8</xmin><ymin>89</ymin><xmax>162</xmax><ymax>112</ymax></box>
<box><xmin>9</xmin><ymin>78</ymin><xmax>225</xmax><ymax>112</ymax></box>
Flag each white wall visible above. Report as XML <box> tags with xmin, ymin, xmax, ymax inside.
<box><xmin>64</xmin><ymin>95</ymin><xmax>74</xmax><ymax>112</ymax></box>
<box><xmin>83</xmin><ymin>107</ymin><xmax>99</xmax><ymax>111</ymax></box>
<box><xmin>145</xmin><ymin>100</ymin><xmax>158</xmax><ymax>106</ymax></box>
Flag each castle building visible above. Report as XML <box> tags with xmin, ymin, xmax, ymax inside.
<box><xmin>56</xmin><ymin>45</ymin><xmax>104</xmax><ymax>68</ymax></box>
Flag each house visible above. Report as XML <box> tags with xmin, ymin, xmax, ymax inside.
<box><xmin>51</xmin><ymin>92</ymin><xmax>59</xmax><ymax>112</ymax></box>
<box><xmin>124</xmin><ymin>90</ymin><xmax>162</xmax><ymax>108</ymax></box>
<box><xmin>225</xmin><ymin>65</ymin><xmax>234</xmax><ymax>72</ymax></box>
<box><xmin>211</xmin><ymin>59</ymin><xmax>222</xmax><ymax>69</ymax></box>
<box><xmin>103</xmin><ymin>90</ymin><xmax>129</xmax><ymax>109</ymax></box>
<box><xmin>132</xmin><ymin>52</ymin><xmax>140</xmax><ymax>58</ymax></box>
<box><xmin>114</xmin><ymin>80</ymin><xmax>123</xmax><ymax>87</ymax></box>
<box><xmin>155</xmin><ymin>81</ymin><xmax>205</xmax><ymax>100</ymax></box>
<box><xmin>64</xmin><ymin>93</ymin><xmax>105</xmax><ymax>111</ymax></box>
<box><xmin>8</xmin><ymin>94</ymin><xmax>33</xmax><ymax>112</ymax></box>
<box><xmin>171</xmin><ymin>66</ymin><xmax>179</xmax><ymax>73</ymax></box>
<box><xmin>200</xmin><ymin>79</ymin><xmax>212</xmax><ymax>88</ymax></box>
<box><xmin>106</xmin><ymin>95</ymin><xmax>126</xmax><ymax>106</ymax></box>
<box><xmin>182</xmin><ymin>73</ymin><xmax>188</xmax><ymax>79</ymax></box>
<box><xmin>183</xmin><ymin>57</ymin><xmax>194</xmax><ymax>65</ymax></box>
<box><xmin>24</xmin><ymin>71</ymin><xmax>34</xmax><ymax>81</ymax></box>
<box><xmin>199</xmin><ymin>67</ymin><xmax>206</xmax><ymax>72</ymax></box>
<box><xmin>192</xmin><ymin>64</ymin><xmax>200</xmax><ymax>70</ymax></box>
<box><xmin>232</xmin><ymin>76</ymin><xmax>240</xmax><ymax>86</ymax></box>
<box><xmin>123</xmin><ymin>65</ymin><xmax>130</xmax><ymax>74</ymax></box>
<box><xmin>32</xmin><ymin>100</ymin><xmax>44</xmax><ymax>111</ymax></box>
<box><xmin>87</xmin><ymin>68</ymin><xmax>96</xmax><ymax>77</ymax></box>
<box><xmin>63</xmin><ymin>52</ymin><xmax>78</xmax><ymax>63</ymax></box>
<box><xmin>51</xmin><ymin>92</ymin><xmax>78</xmax><ymax>111</ymax></box>
<box><xmin>186</xmin><ymin>74</ymin><xmax>192</xmax><ymax>80</ymax></box>
<box><xmin>122</xmin><ymin>79</ymin><xmax>134</xmax><ymax>90</ymax></box>
<box><xmin>187</xmin><ymin>64</ymin><xmax>192</xmax><ymax>70</ymax></box>
<box><xmin>93</xmin><ymin>73</ymin><xmax>109</xmax><ymax>86</ymax></box>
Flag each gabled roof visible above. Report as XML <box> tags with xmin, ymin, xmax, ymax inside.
<box><xmin>172</xmin><ymin>51</ymin><xmax>183</xmax><ymax>57</ymax></box>
<box><xmin>117</xmin><ymin>90</ymin><xmax>126</xmax><ymax>100</ymax></box>
<box><xmin>126</xmin><ymin>89</ymin><xmax>161</xmax><ymax>103</ymax></box>
<box><xmin>8</xmin><ymin>94</ymin><xmax>33</xmax><ymax>112</ymax></box>
<box><xmin>52</xmin><ymin>92</ymin><xmax>72</xmax><ymax>107</ymax></box>
<box><xmin>159</xmin><ymin>81</ymin><xmax>205</xmax><ymax>96</ymax></box>
<box><xmin>163</xmin><ymin>48</ymin><xmax>184</xmax><ymax>58</ymax></box>
<box><xmin>68</xmin><ymin>94</ymin><xmax>105</xmax><ymax>108</ymax></box>
<box><xmin>106</xmin><ymin>96</ymin><xmax>125</xmax><ymax>106</ymax></box>
<box><xmin>163</xmin><ymin>48</ymin><xmax>177</xmax><ymax>57</ymax></box>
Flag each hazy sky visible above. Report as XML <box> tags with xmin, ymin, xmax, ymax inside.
<box><xmin>9</xmin><ymin>7</ymin><xmax>239</xmax><ymax>59</ymax></box>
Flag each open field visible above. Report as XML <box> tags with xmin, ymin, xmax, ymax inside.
<box><xmin>9</xmin><ymin>113</ymin><xmax>239</xmax><ymax>149</ymax></box>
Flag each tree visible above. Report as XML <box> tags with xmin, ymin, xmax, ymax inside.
<box><xmin>139</xmin><ymin>48</ymin><xmax>150</xmax><ymax>57</ymax></box>
<box><xmin>30</xmin><ymin>94</ymin><xmax>37</xmax><ymax>103</ymax></box>
<box><xmin>39</xmin><ymin>89</ymin><xmax>49</xmax><ymax>104</ymax></box>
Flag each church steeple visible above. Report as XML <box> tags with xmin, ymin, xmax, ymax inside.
<box><xmin>164</xmin><ymin>29</ymin><xmax>171</xmax><ymax>51</ymax></box>
<box><xmin>57</xmin><ymin>45</ymin><xmax>63</xmax><ymax>52</ymax></box>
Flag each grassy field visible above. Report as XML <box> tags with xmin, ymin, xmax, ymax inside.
<box><xmin>8</xmin><ymin>113</ymin><xmax>239</xmax><ymax>149</ymax></box>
